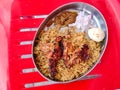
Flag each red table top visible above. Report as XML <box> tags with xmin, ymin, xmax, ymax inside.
<box><xmin>6</xmin><ymin>0</ymin><xmax>120</xmax><ymax>90</ymax></box>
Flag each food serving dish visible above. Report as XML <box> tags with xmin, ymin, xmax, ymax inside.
<box><xmin>32</xmin><ymin>2</ymin><xmax>108</xmax><ymax>83</ymax></box>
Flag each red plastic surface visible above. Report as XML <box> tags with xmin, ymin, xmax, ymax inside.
<box><xmin>7</xmin><ymin>0</ymin><xmax>120</xmax><ymax>90</ymax></box>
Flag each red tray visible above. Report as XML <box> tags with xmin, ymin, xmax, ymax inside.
<box><xmin>8</xmin><ymin>0</ymin><xmax>120</xmax><ymax>90</ymax></box>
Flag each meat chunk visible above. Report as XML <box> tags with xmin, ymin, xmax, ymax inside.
<box><xmin>62</xmin><ymin>42</ymin><xmax>69</xmax><ymax>67</ymax></box>
<box><xmin>62</xmin><ymin>42</ymin><xmax>76</xmax><ymax>68</ymax></box>
<box><xmin>77</xmin><ymin>44</ymin><xmax>90</xmax><ymax>61</ymax></box>
<box><xmin>48</xmin><ymin>36</ymin><xmax>63</xmax><ymax>78</ymax></box>
<box><xmin>49</xmin><ymin>48</ymin><xmax>61</xmax><ymax>77</ymax></box>
<box><xmin>63</xmin><ymin>44</ymin><xmax>90</xmax><ymax>68</ymax></box>
<box><xmin>54</xmin><ymin>11</ymin><xmax>78</xmax><ymax>26</ymax></box>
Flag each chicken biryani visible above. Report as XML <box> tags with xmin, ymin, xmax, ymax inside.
<box><xmin>33</xmin><ymin>10</ymin><xmax>104</xmax><ymax>81</ymax></box>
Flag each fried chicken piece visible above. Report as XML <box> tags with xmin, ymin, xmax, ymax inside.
<box><xmin>49</xmin><ymin>48</ymin><xmax>62</xmax><ymax>77</ymax></box>
<box><xmin>62</xmin><ymin>42</ymin><xmax>76</xmax><ymax>68</ymax></box>
<box><xmin>48</xmin><ymin>36</ymin><xmax>63</xmax><ymax>78</ymax></box>
<box><xmin>63</xmin><ymin>44</ymin><xmax>90</xmax><ymax>68</ymax></box>
<box><xmin>76</xmin><ymin>44</ymin><xmax>90</xmax><ymax>61</ymax></box>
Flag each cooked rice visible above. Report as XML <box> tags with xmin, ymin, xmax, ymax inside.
<box><xmin>33</xmin><ymin>24</ymin><xmax>101</xmax><ymax>81</ymax></box>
